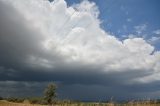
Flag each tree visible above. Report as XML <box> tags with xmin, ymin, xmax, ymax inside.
<box><xmin>44</xmin><ymin>83</ymin><xmax>57</xmax><ymax>104</ymax></box>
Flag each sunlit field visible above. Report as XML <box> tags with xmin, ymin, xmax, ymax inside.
<box><xmin>0</xmin><ymin>100</ymin><xmax>46</xmax><ymax>106</ymax></box>
<box><xmin>1</xmin><ymin>100</ymin><xmax>160</xmax><ymax>106</ymax></box>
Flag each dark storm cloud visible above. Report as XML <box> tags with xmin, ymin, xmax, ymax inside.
<box><xmin>0</xmin><ymin>81</ymin><xmax>160</xmax><ymax>101</ymax></box>
<box><xmin>0</xmin><ymin>2</ymin><xmax>43</xmax><ymax>67</ymax></box>
<box><xmin>0</xmin><ymin>0</ymin><xmax>160</xmax><ymax>101</ymax></box>
<box><xmin>0</xmin><ymin>65</ymin><xmax>151</xmax><ymax>85</ymax></box>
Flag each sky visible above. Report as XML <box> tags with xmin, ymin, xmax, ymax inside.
<box><xmin>0</xmin><ymin>0</ymin><xmax>160</xmax><ymax>101</ymax></box>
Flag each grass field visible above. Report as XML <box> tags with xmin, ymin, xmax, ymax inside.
<box><xmin>0</xmin><ymin>100</ymin><xmax>46</xmax><ymax>106</ymax></box>
<box><xmin>1</xmin><ymin>100</ymin><xmax>160</xmax><ymax>106</ymax></box>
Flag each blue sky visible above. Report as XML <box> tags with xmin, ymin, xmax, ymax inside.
<box><xmin>64</xmin><ymin>0</ymin><xmax>160</xmax><ymax>50</ymax></box>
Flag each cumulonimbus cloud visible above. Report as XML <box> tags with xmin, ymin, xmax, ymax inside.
<box><xmin>0</xmin><ymin>0</ymin><xmax>160</xmax><ymax>83</ymax></box>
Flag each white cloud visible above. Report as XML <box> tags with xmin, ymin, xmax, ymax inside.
<box><xmin>134</xmin><ymin>24</ymin><xmax>147</xmax><ymax>35</ymax></box>
<box><xmin>148</xmin><ymin>36</ymin><xmax>160</xmax><ymax>44</ymax></box>
<box><xmin>153</xmin><ymin>29</ymin><xmax>160</xmax><ymax>35</ymax></box>
<box><xmin>0</xmin><ymin>0</ymin><xmax>160</xmax><ymax>85</ymax></box>
<box><xmin>127</xmin><ymin>18</ymin><xmax>132</xmax><ymax>22</ymax></box>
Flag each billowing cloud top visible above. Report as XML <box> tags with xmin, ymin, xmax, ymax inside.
<box><xmin>0</xmin><ymin>0</ymin><xmax>160</xmax><ymax>100</ymax></box>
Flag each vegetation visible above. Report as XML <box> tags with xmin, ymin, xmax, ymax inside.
<box><xmin>1</xmin><ymin>99</ymin><xmax>160</xmax><ymax>106</ymax></box>
<box><xmin>0</xmin><ymin>96</ymin><xmax>3</xmax><ymax>100</ymax></box>
<box><xmin>6</xmin><ymin>97</ymin><xmax>25</xmax><ymax>103</ymax></box>
<box><xmin>27</xmin><ymin>97</ymin><xmax>45</xmax><ymax>104</ymax></box>
<box><xmin>44</xmin><ymin>82</ymin><xmax>57</xmax><ymax>104</ymax></box>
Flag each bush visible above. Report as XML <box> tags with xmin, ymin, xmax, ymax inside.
<box><xmin>6</xmin><ymin>97</ymin><xmax>24</xmax><ymax>103</ymax></box>
<box><xmin>28</xmin><ymin>97</ymin><xmax>47</xmax><ymax>104</ymax></box>
<box><xmin>0</xmin><ymin>96</ymin><xmax>3</xmax><ymax>100</ymax></box>
<box><xmin>28</xmin><ymin>97</ymin><xmax>40</xmax><ymax>104</ymax></box>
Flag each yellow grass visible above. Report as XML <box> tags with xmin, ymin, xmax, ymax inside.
<box><xmin>0</xmin><ymin>100</ymin><xmax>160</xmax><ymax>106</ymax></box>
<box><xmin>0</xmin><ymin>100</ymin><xmax>46</xmax><ymax>106</ymax></box>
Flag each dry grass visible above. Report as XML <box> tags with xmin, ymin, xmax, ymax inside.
<box><xmin>0</xmin><ymin>100</ymin><xmax>46</xmax><ymax>106</ymax></box>
<box><xmin>0</xmin><ymin>100</ymin><xmax>160</xmax><ymax>106</ymax></box>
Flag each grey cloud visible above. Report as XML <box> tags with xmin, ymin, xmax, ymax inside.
<box><xmin>0</xmin><ymin>81</ymin><xmax>160</xmax><ymax>101</ymax></box>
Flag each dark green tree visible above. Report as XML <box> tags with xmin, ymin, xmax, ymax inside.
<box><xmin>44</xmin><ymin>83</ymin><xmax>57</xmax><ymax>104</ymax></box>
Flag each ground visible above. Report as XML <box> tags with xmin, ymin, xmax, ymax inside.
<box><xmin>0</xmin><ymin>100</ymin><xmax>160</xmax><ymax>106</ymax></box>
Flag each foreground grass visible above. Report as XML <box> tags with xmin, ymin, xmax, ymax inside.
<box><xmin>1</xmin><ymin>100</ymin><xmax>160</xmax><ymax>106</ymax></box>
<box><xmin>0</xmin><ymin>100</ymin><xmax>46</xmax><ymax>106</ymax></box>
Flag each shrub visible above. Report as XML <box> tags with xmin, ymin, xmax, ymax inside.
<box><xmin>0</xmin><ymin>96</ymin><xmax>3</xmax><ymax>100</ymax></box>
<box><xmin>44</xmin><ymin>83</ymin><xmax>57</xmax><ymax>104</ymax></box>
<box><xmin>6</xmin><ymin>97</ymin><xmax>24</xmax><ymax>103</ymax></box>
